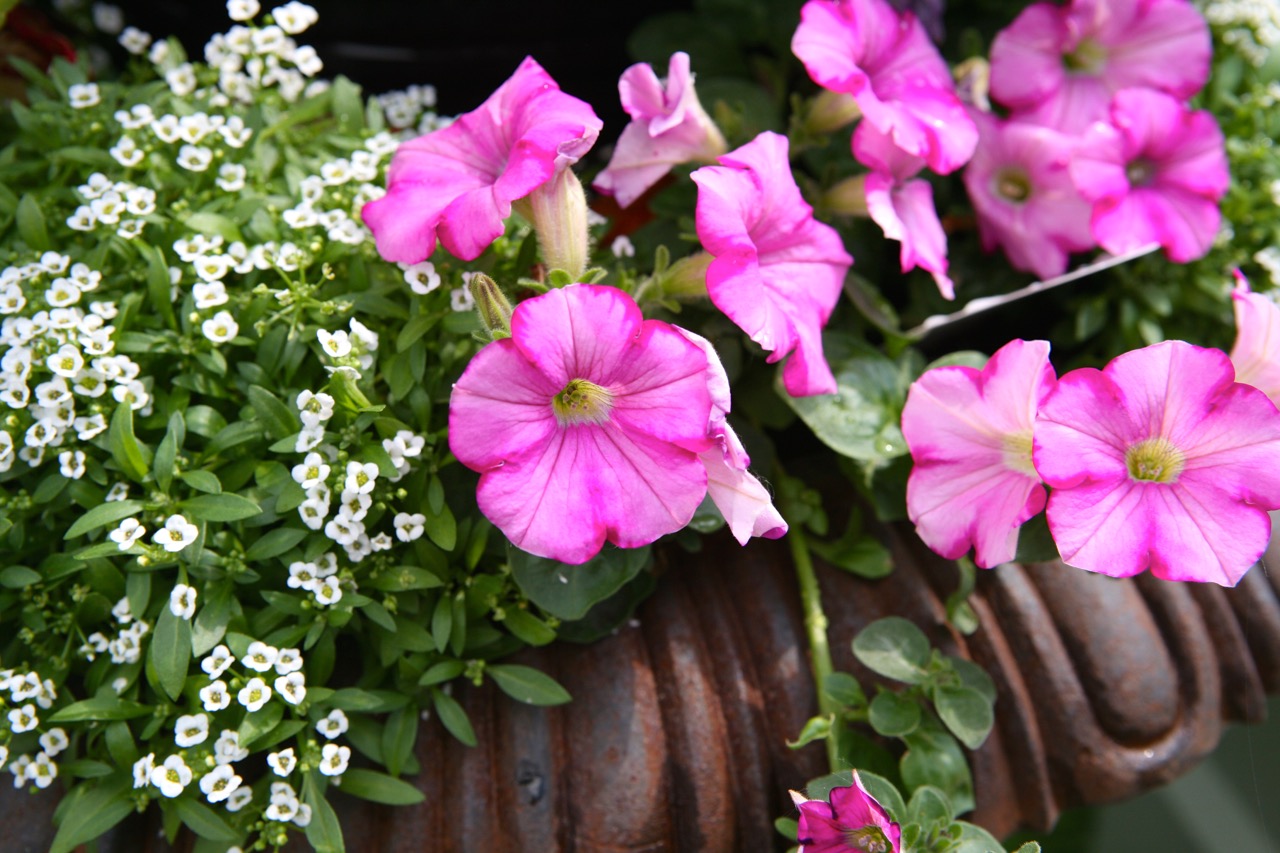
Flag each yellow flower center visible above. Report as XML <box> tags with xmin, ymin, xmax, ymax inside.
<box><xmin>552</xmin><ymin>378</ymin><xmax>613</xmax><ymax>427</ymax></box>
<box><xmin>1001</xmin><ymin>431</ymin><xmax>1038</xmax><ymax>478</ymax></box>
<box><xmin>1125</xmin><ymin>437</ymin><xmax>1185</xmax><ymax>484</ymax></box>
<box><xmin>844</xmin><ymin>826</ymin><xmax>892</xmax><ymax>853</ymax></box>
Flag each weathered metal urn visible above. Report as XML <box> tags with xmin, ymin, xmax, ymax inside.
<box><xmin>5</xmin><ymin>521</ymin><xmax>1278</xmax><ymax>852</ymax></box>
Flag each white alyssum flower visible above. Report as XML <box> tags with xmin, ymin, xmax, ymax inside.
<box><xmin>216</xmin><ymin>162</ymin><xmax>247</xmax><ymax>192</ymax></box>
<box><xmin>28</xmin><ymin>752</ymin><xmax>57</xmax><ymax>788</ymax></box>
<box><xmin>214</xmin><ymin>730</ymin><xmax>249</xmax><ymax>765</ymax></box>
<box><xmin>402</xmin><ymin>261</ymin><xmax>440</xmax><ymax>294</ymax></box>
<box><xmin>8</xmin><ymin>754</ymin><xmax>31</xmax><ymax>785</ymax></box>
<box><xmin>296</xmin><ymin>389</ymin><xmax>334</xmax><ymax>426</ymax></box>
<box><xmin>242</xmin><ymin>641</ymin><xmax>278</xmax><ymax>672</ymax></box>
<box><xmin>169</xmin><ymin>584</ymin><xmax>198</xmax><ymax>619</ymax></box>
<box><xmin>393</xmin><ymin>512</ymin><xmax>426</xmax><ymax>542</ymax></box>
<box><xmin>118</xmin><ymin>25</ymin><xmax>151</xmax><ymax>54</ymax></box>
<box><xmin>291</xmin><ymin>452</ymin><xmax>330</xmax><ymax>489</ymax></box>
<box><xmin>199</xmin><ymin>679</ymin><xmax>231</xmax><ymax>712</ymax></box>
<box><xmin>193</xmin><ymin>254</ymin><xmax>232</xmax><ymax>282</ymax></box>
<box><xmin>177</xmin><ymin>144</ymin><xmax>214</xmax><ymax>172</ymax></box>
<box><xmin>238</xmin><ymin>677</ymin><xmax>272</xmax><ymax>711</ymax></box>
<box><xmin>58</xmin><ymin>449</ymin><xmax>86</xmax><ymax>479</ymax></box>
<box><xmin>267</xmin><ymin>747</ymin><xmax>296</xmax><ymax>776</ymax></box>
<box><xmin>105</xmin><ymin>482</ymin><xmax>130</xmax><ymax>502</ymax></box>
<box><xmin>286</xmin><ymin>560</ymin><xmax>319</xmax><ymax>590</ymax></box>
<box><xmin>151</xmin><ymin>755</ymin><xmax>192</xmax><ymax>797</ymax></box>
<box><xmin>274</xmin><ymin>671</ymin><xmax>306</xmax><ymax>705</ymax></box>
<box><xmin>201</xmin><ymin>310</ymin><xmax>239</xmax><ymax>343</ymax></box>
<box><xmin>192</xmin><ymin>280</ymin><xmax>229</xmax><ymax>308</ymax></box>
<box><xmin>132</xmin><ymin>753</ymin><xmax>155</xmax><ymax>788</ymax></box>
<box><xmin>201</xmin><ymin>644</ymin><xmax>234</xmax><ymax>679</ymax></box>
<box><xmin>265</xmin><ymin>783</ymin><xmax>301</xmax><ymax>822</ymax></box>
<box><xmin>316</xmin><ymin>328</ymin><xmax>351</xmax><ymax>357</ymax></box>
<box><xmin>68</xmin><ymin>83</ymin><xmax>101</xmax><ymax>109</ymax></box>
<box><xmin>174</xmin><ymin>712</ymin><xmax>210</xmax><ymax>747</ymax></box>
<box><xmin>344</xmin><ymin>460</ymin><xmax>378</xmax><ymax>495</ymax></box>
<box><xmin>154</xmin><ymin>514</ymin><xmax>199</xmax><ymax>552</ymax></box>
<box><xmin>8</xmin><ymin>703</ymin><xmax>38</xmax><ymax>733</ymax></box>
<box><xmin>314</xmin><ymin>575</ymin><xmax>342</xmax><ymax>606</ymax></box>
<box><xmin>319</xmin><ymin>743</ymin><xmax>351</xmax><ymax>777</ymax></box>
<box><xmin>451</xmin><ymin>285</ymin><xmax>475</xmax><ymax>312</ymax></box>
<box><xmin>272</xmin><ymin>1</ymin><xmax>318</xmax><ymax>34</ymax></box>
<box><xmin>39</xmin><ymin>728</ymin><xmax>69</xmax><ymax>757</ymax></box>
<box><xmin>109</xmin><ymin>517</ymin><xmax>145</xmax><ymax>550</ymax></box>
<box><xmin>92</xmin><ymin>2</ymin><xmax>124</xmax><ymax>33</ymax></box>
<box><xmin>200</xmin><ymin>763</ymin><xmax>243</xmax><ymax>804</ymax></box>
<box><xmin>227</xmin><ymin>0</ymin><xmax>259</xmax><ymax>20</ymax></box>
<box><xmin>165</xmin><ymin>64</ymin><xmax>198</xmax><ymax>97</ymax></box>
<box><xmin>274</xmin><ymin>647</ymin><xmax>303</xmax><ymax>674</ymax></box>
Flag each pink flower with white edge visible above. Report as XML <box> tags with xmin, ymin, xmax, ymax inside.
<box><xmin>362</xmin><ymin>57</ymin><xmax>602</xmax><ymax>263</ymax></box>
<box><xmin>1070</xmin><ymin>88</ymin><xmax>1228</xmax><ymax>263</ymax></box>
<box><xmin>791</xmin><ymin>770</ymin><xmax>901</xmax><ymax>853</ymax></box>
<box><xmin>792</xmin><ymin>0</ymin><xmax>977</xmax><ymax>174</ymax></box>
<box><xmin>678</xmin><ymin>329</ymin><xmax>788</xmax><ymax>543</ymax></box>
<box><xmin>691</xmin><ymin>131</ymin><xmax>852</xmax><ymax>397</ymax></box>
<box><xmin>449</xmin><ymin>285</ymin><xmax>713</xmax><ymax>564</ymax></box>
<box><xmin>903</xmin><ymin>339</ymin><xmax>1056</xmax><ymax>569</ymax></box>
<box><xmin>962</xmin><ymin>109</ymin><xmax>1094</xmax><ymax>281</ymax></box>
<box><xmin>1229</xmin><ymin>275</ymin><xmax>1280</xmax><ymax>407</ymax></box>
<box><xmin>989</xmin><ymin>0</ymin><xmax>1211</xmax><ymax>133</ymax></box>
<box><xmin>1034</xmin><ymin>341</ymin><xmax>1280</xmax><ymax>586</ymax></box>
<box><xmin>593</xmin><ymin>52</ymin><xmax>728</xmax><ymax>209</ymax></box>
<box><xmin>854</xmin><ymin>124</ymin><xmax>954</xmax><ymax>300</ymax></box>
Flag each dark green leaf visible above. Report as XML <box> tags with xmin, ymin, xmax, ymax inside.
<box><xmin>49</xmin><ymin>695</ymin><xmax>152</xmax><ymax>723</ymax></box>
<box><xmin>245</xmin><ymin>527</ymin><xmax>308</xmax><ymax>561</ymax></box>
<box><xmin>500</xmin><ymin>607</ymin><xmax>557</xmax><ymax>646</ymax></box>
<box><xmin>65</xmin><ymin>499</ymin><xmax>144</xmax><ymax>539</ymax></box>
<box><xmin>486</xmin><ymin>664</ymin><xmax>571</xmax><ymax>706</ymax></box>
<box><xmin>933</xmin><ymin>685</ymin><xmax>994</xmax><ymax>750</ymax></box>
<box><xmin>303</xmin><ymin>773</ymin><xmax>346</xmax><ymax>853</ymax></box>
<box><xmin>175</xmin><ymin>798</ymin><xmax>240</xmax><ymax>842</ymax></box>
<box><xmin>907</xmin><ymin>784</ymin><xmax>954</xmax><ymax>827</ymax></box>
<box><xmin>417</xmin><ymin>660</ymin><xmax>464</xmax><ymax>687</ymax></box>
<box><xmin>381</xmin><ymin>705</ymin><xmax>418</xmax><ymax>777</ymax></box>
<box><xmin>248</xmin><ymin>384</ymin><xmax>300</xmax><ymax>440</ymax></box>
<box><xmin>149</xmin><ymin>605</ymin><xmax>192</xmax><ymax>702</ymax></box>
<box><xmin>431</xmin><ymin>687</ymin><xmax>476</xmax><ymax>746</ymax></box>
<box><xmin>192</xmin><ymin>582</ymin><xmax>233</xmax><ymax>656</ymax></box>
<box><xmin>869</xmin><ymin>690</ymin><xmax>921</xmax><ymax>737</ymax></box>
<box><xmin>901</xmin><ymin>728</ymin><xmax>974</xmax><ymax>815</ymax></box>
<box><xmin>424</xmin><ymin>502</ymin><xmax>456</xmax><ymax>551</ymax></box>
<box><xmin>178</xmin><ymin>469</ymin><xmax>222</xmax><ymax>494</ymax></box>
<box><xmin>140</xmin><ymin>242</ymin><xmax>179</xmax><ymax>330</ymax></box>
<box><xmin>337</xmin><ymin>768</ymin><xmax>426</xmax><ymax>805</ymax></box>
<box><xmin>154</xmin><ymin>411</ymin><xmax>185</xmax><ymax>493</ymax></box>
<box><xmin>328</xmin><ymin>687</ymin><xmax>409</xmax><ymax>713</ymax></box>
<box><xmin>49</xmin><ymin>777</ymin><xmax>133</xmax><ymax>853</ymax></box>
<box><xmin>367</xmin><ymin>564</ymin><xmax>443</xmax><ymax>591</ymax></box>
<box><xmin>509</xmin><ymin>544</ymin><xmax>650</xmax><ymax>621</ymax></box>
<box><xmin>17</xmin><ymin>193</ymin><xmax>51</xmax><ymax>250</ymax></box>
<box><xmin>108</xmin><ymin>404</ymin><xmax>152</xmax><ymax>483</ymax></box>
<box><xmin>181</xmin><ymin>493</ymin><xmax>261</xmax><ymax>522</ymax></box>
<box><xmin>853</xmin><ymin>617</ymin><xmax>931</xmax><ymax>684</ymax></box>
<box><xmin>0</xmin><ymin>565</ymin><xmax>41</xmax><ymax>587</ymax></box>
<box><xmin>823</xmin><ymin>672</ymin><xmax>866</xmax><ymax>709</ymax></box>
<box><xmin>949</xmin><ymin>658</ymin><xmax>997</xmax><ymax>705</ymax></box>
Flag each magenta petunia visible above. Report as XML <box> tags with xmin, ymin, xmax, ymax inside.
<box><xmin>1070</xmin><ymin>88</ymin><xmax>1228</xmax><ymax>263</ymax></box>
<box><xmin>448</xmin><ymin>285</ymin><xmax>713</xmax><ymax>565</ymax></box>
<box><xmin>989</xmin><ymin>0</ymin><xmax>1211</xmax><ymax>133</ymax></box>
<box><xmin>903</xmin><ymin>339</ymin><xmax>1056</xmax><ymax>569</ymax></box>
<box><xmin>362</xmin><ymin>57</ymin><xmax>602</xmax><ymax>264</ymax></box>
<box><xmin>1230</xmin><ymin>277</ymin><xmax>1280</xmax><ymax>408</ymax></box>
<box><xmin>792</xmin><ymin>0</ymin><xmax>977</xmax><ymax>174</ymax></box>
<box><xmin>962</xmin><ymin>109</ymin><xmax>1094</xmax><ymax>280</ymax></box>
<box><xmin>593</xmin><ymin>51</ymin><xmax>727</xmax><ymax>209</ymax></box>
<box><xmin>855</xmin><ymin>124</ymin><xmax>954</xmax><ymax>299</ymax></box>
<box><xmin>691</xmin><ymin>131</ymin><xmax>853</xmax><ymax>397</ymax></box>
<box><xmin>791</xmin><ymin>770</ymin><xmax>902</xmax><ymax>853</ymax></box>
<box><xmin>1034</xmin><ymin>341</ymin><xmax>1280</xmax><ymax>586</ymax></box>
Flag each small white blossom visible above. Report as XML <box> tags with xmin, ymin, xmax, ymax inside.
<box><xmin>109</xmin><ymin>517</ymin><xmax>145</xmax><ymax>550</ymax></box>
<box><xmin>105</xmin><ymin>482</ymin><xmax>130</xmax><ymax>502</ymax></box>
<box><xmin>402</xmin><ymin>261</ymin><xmax>440</xmax><ymax>294</ymax></box>
<box><xmin>274</xmin><ymin>671</ymin><xmax>306</xmax><ymax>705</ymax></box>
<box><xmin>194</xmin><ymin>254</ymin><xmax>232</xmax><ymax>282</ymax></box>
<box><xmin>451</xmin><ymin>285</ymin><xmax>475</xmax><ymax>312</ymax></box>
<box><xmin>8</xmin><ymin>704</ymin><xmax>38</xmax><ymax>733</ymax></box>
<box><xmin>267</xmin><ymin>747</ymin><xmax>296</xmax><ymax>776</ymax></box>
<box><xmin>39</xmin><ymin>728</ymin><xmax>69</xmax><ymax>757</ymax></box>
<box><xmin>28</xmin><ymin>752</ymin><xmax>57</xmax><ymax>788</ymax></box>
<box><xmin>295</xmin><ymin>425</ymin><xmax>325</xmax><ymax>452</ymax></box>
<box><xmin>314</xmin><ymin>575</ymin><xmax>342</xmax><ymax>606</ymax></box>
<box><xmin>151</xmin><ymin>113</ymin><xmax>181</xmax><ymax>143</ymax></box>
<box><xmin>201</xmin><ymin>644</ymin><xmax>234</xmax><ymax>678</ymax></box>
<box><xmin>226</xmin><ymin>786</ymin><xmax>253</xmax><ymax>811</ymax></box>
<box><xmin>242</xmin><ymin>641</ymin><xmax>278</xmax><ymax>672</ymax></box>
<box><xmin>291</xmin><ymin>452</ymin><xmax>330</xmax><ymax>489</ymax></box>
<box><xmin>296</xmin><ymin>389</ymin><xmax>334</xmax><ymax>426</ymax></box>
<box><xmin>344</xmin><ymin>460</ymin><xmax>378</xmax><ymax>495</ymax></box>
<box><xmin>118</xmin><ymin>26</ymin><xmax>151</xmax><ymax>54</ymax></box>
<box><xmin>227</xmin><ymin>0</ymin><xmax>259</xmax><ymax>20</ymax></box>
<box><xmin>112</xmin><ymin>596</ymin><xmax>133</xmax><ymax>624</ymax></box>
<box><xmin>199</xmin><ymin>763</ymin><xmax>242</xmax><ymax>804</ymax></box>
<box><xmin>174</xmin><ymin>713</ymin><xmax>210</xmax><ymax>747</ymax></box>
<box><xmin>151</xmin><ymin>754</ymin><xmax>192</xmax><ymax>797</ymax></box>
<box><xmin>272</xmin><ymin>1</ymin><xmax>318</xmax><ymax>34</ymax></box>
<box><xmin>169</xmin><ymin>584</ymin><xmax>198</xmax><ymax>619</ymax></box>
<box><xmin>68</xmin><ymin>83</ymin><xmax>101</xmax><ymax>109</ymax></box>
<box><xmin>319</xmin><ymin>743</ymin><xmax>350</xmax><ymax>777</ymax></box>
<box><xmin>132</xmin><ymin>753</ymin><xmax>155</xmax><ymax>788</ymax></box>
<box><xmin>316</xmin><ymin>328</ymin><xmax>351</xmax><ymax>357</ymax></box>
<box><xmin>201</xmin><ymin>310</ymin><xmax>239</xmax><ymax>343</ymax></box>
<box><xmin>92</xmin><ymin>2</ymin><xmax>124</xmax><ymax>33</ymax></box>
<box><xmin>154</xmin><ymin>514</ymin><xmax>199</xmax><ymax>552</ymax></box>
<box><xmin>177</xmin><ymin>144</ymin><xmax>214</xmax><ymax>172</ymax></box>
<box><xmin>274</xmin><ymin>647</ymin><xmax>303</xmax><ymax>674</ymax></box>
<box><xmin>237</xmin><ymin>677</ymin><xmax>272</xmax><ymax>711</ymax></box>
<box><xmin>214</xmin><ymin>729</ymin><xmax>249</xmax><ymax>765</ymax></box>
<box><xmin>216</xmin><ymin>162</ymin><xmax>247</xmax><ymax>192</ymax></box>
<box><xmin>58</xmin><ymin>450</ymin><xmax>86</xmax><ymax>479</ymax></box>
<box><xmin>192</xmin><ymin>280</ymin><xmax>229</xmax><ymax>309</ymax></box>
<box><xmin>199</xmin><ymin>680</ymin><xmax>231</xmax><ymax>712</ymax></box>
<box><xmin>166</xmin><ymin>64</ymin><xmax>198</xmax><ymax>97</ymax></box>
<box><xmin>8</xmin><ymin>754</ymin><xmax>31</xmax><ymax>786</ymax></box>
<box><xmin>394</xmin><ymin>512</ymin><xmax>426</xmax><ymax>543</ymax></box>
<box><xmin>610</xmin><ymin>235</ymin><xmax>636</xmax><ymax>258</ymax></box>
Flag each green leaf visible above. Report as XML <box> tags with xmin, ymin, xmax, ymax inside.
<box><xmin>331</xmin><ymin>75</ymin><xmax>365</xmax><ymax>129</ymax></box>
<box><xmin>175</xmin><ymin>798</ymin><xmax>240</xmax><ymax>842</ymax></box>
<box><xmin>907</xmin><ymin>784</ymin><xmax>954</xmax><ymax>827</ymax></box>
<box><xmin>367</xmin><ymin>564</ymin><xmax>443</xmax><ymax>591</ymax></box>
<box><xmin>49</xmin><ymin>777</ymin><xmax>133</xmax><ymax>853</ymax></box>
<box><xmin>179</xmin><ymin>469</ymin><xmax>223</xmax><ymax>494</ymax></box>
<box><xmin>337</xmin><ymin>768</ymin><xmax>426</xmax><ymax>805</ymax></box>
<box><xmin>181</xmin><ymin>493</ymin><xmax>262</xmax><ymax>522</ymax></box>
<box><xmin>248</xmin><ymin>384</ymin><xmax>300</xmax><ymax>440</ymax></box>
<box><xmin>149</xmin><ymin>604</ymin><xmax>192</xmax><ymax>702</ymax></box>
<box><xmin>424</xmin><ymin>502</ymin><xmax>456</xmax><ymax>551</ymax></box>
<box><xmin>431</xmin><ymin>687</ymin><xmax>476</xmax><ymax>746</ymax></box>
<box><xmin>154</xmin><ymin>411</ymin><xmax>186</xmax><ymax>493</ymax></box>
<box><xmin>192</xmin><ymin>582</ymin><xmax>233</xmax><ymax>656</ymax></box>
<box><xmin>948</xmin><ymin>658</ymin><xmax>997</xmax><ymax>705</ymax></box>
<box><xmin>109</xmin><ymin>403</ymin><xmax>152</xmax><ymax>483</ymax></box>
<box><xmin>381</xmin><ymin>705</ymin><xmax>418</xmax><ymax>777</ymax></box>
<box><xmin>48</xmin><ymin>695</ymin><xmax>152</xmax><ymax>723</ymax></box>
<box><xmin>500</xmin><ymin>607</ymin><xmax>557</xmax><ymax>646</ymax></box>
<box><xmin>140</xmin><ymin>242</ymin><xmax>179</xmax><ymax>330</ymax></box>
<box><xmin>104</xmin><ymin>720</ymin><xmax>139</xmax><ymax>767</ymax></box>
<box><xmin>787</xmin><ymin>714</ymin><xmax>833</xmax><ymax>749</ymax></box>
<box><xmin>304</xmin><ymin>773</ymin><xmax>346</xmax><ymax>853</ymax></box>
<box><xmin>16</xmin><ymin>193</ymin><xmax>50</xmax><ymax>251</ymax></box>
<box><xmin>853</xmin><ymin>617</ymin><xmax>931</xmax><ymax>684</ymax></box>
<box><xmin>509</xmin><ymin>544</ymin><xmax>650</xmax><ymax>621</ymax></box>
<box><xmin>951</xmin><ymin>821</ymin><xmax>1010</xmax><ymax>853</ymax></box>
<box><xmin>856</xmin><ymin>770</ymin><xmax>907</xmax><ymax>823</ymax></box>
<box><xmin>328</xmin><ymin>687</ymin><xmax>410</xmax><ymax>713</ymax></box>
<box><xmin>933</xmin><ymin>685</ymin><xmax>994</xmax><ymax>750</ymax></box>
<box><xmin>360</xmin><ymin>600</ymin><xmax>396</xmax><ymax>632</ymax></box>
<box><xmin>245</xmin><ymin>527</ymin><xmax>308</xmax><ymax>561</ymax></box>
<box><xmin>823</xmin><ymin>672</ymin><xmax>866</xmax><ymax>709</ymax></box>
<box><xmin>869</xmin><ymin>690</ymin><xmax>921</xmax><ymax>737</ymax></box>
<box><xmin>64</xmin><ymin>499</ymin><xmax>144</xmax><ymax>539</ymax></box>
<box><xmin>417</xmin><ymin>660</ymin><xmax>465</xmax><ymax>687</ymax></box>
<box><xmin>1011</xmin><ymin>842</ymin><xmax>1043</xmax><ymax>853</ymax></box>
<box><xmin>183</xmin><ymin>211</ymin><xmax>243</xmax><ymax>243</ymax></box>
<box><xmin>901</xmin><ymin>728</ymin><xmax>974</xmax><ymax>815</ymax></box>
<box><xmin>486</xmin><ymin>664</ymin><xmax>571</xmax><ymax>706</ymax></box>
<box><xmin>0</xmin><ymin>565</ymin><xmax>41</xmax><ymax>587</ymax></box>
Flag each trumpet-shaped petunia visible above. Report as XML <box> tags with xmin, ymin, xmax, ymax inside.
<box><xmin>962</xmin><ymin>109</ymin><xmax>1094</xmax><ymax>280</ymax></box>
<box><xmin>989</xmin><ymin>0</ymin><xmax>1211</xmax><ymax>133</ymax></box>
<box><xmin>1034</xmin><ymin>341</ymin><xmax>1280</xmax><ymax>586</ymax></box>
<box><xmin>903</xmin><ymin>339</ymin><xmax>1056</xmax><ymax>569</ymax></box>
<box><xmin>448</xmin><ymin>285</ymin><xmax>713</xmax><ymax>565</ymax></box>
<box><xmin>362</xmin><ymin>57</ymin><xmax>601</xmax><ymax>264</ymax></box>
<box><xmin>1230</xmin><ymin>276</ymin><xmax>1280</xmax><ymax>407</ymax></box>
<box><xmin>1070</xmin><ymin>88</ymin><xmax>1228</xmax><ymax>263</ymax></box>
<box><xmin>692</xmin><ymin>131</ymin><xmax>852</xmax><ymax>397</ymax></box>
<box><xmin>855</xmin><ymin>124</ymin><xmax>954</xmax><ymax>299</ymax></box>
<box><xmin>791</xmin><ymin>770</ymin><xmax>901</xmax><ymax>853</ymax></box>
<box><xmin>792</xmin><ymin>0</ymin><xmax>977</xmax><ymax>174</ymax></box>
<box><xmin>593</xmin><ymin>52</ymin><xmax>727</xmax><ymax>209</ymax></box>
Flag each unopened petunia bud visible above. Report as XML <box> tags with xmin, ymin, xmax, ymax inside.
<box><xmin>468</xmin><ymin>273</ymin><xmax>513</xmax><ymax>340</ymax></box>
<box><xmin>803</xmin><ymin>89</ymin><xmax>861</xmax><ymax>135</ymax></box>
<box><xmin>822</xmin><ymin>174</ymin><xmax>869</xmax><ymax>217</ymax></box>
<box><xmin>525</xmin><ymin>169</ymin><xmax>590</xmax><ymax>280</ymax></box>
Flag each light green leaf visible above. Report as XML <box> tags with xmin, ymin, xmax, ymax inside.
<box><xmin>869</xmin><ymin>689</ymin><xmax>921</xmax><ymax>737</ymax></box>
<box><xmin>303</xmin><ymin>773</ymin><xmax>346</xmax><ymax>853</ymax></box>
<box><xmin>49</xmin><ymin>777</ymin><xmax>133</xmax><ymax>853</ymax></box>
<box><xmin>181</xmin><ymin>493</ymin><xmax>262</xmax><ymax>522</ymax></box>
<box><xmin>486</xmin><ymin>664</ymin><xmax>571</xmax><ymax>706</ymax></box>
<box><xmin>786</xmin><ymin>714</ymin><xmax>833</xmax><ymax>749</ymax></box>
<box><xmin>175</xmin><ymin>798</ymin><xmax>240</xmax><ymax>842</ymax></box>
<box><xmin>179</xmin><ymin>469</ymin><xmax>223</xmax><ymax>494</ymax></box>
<box><xmin>933</xmin><ymin>685</ymin><xmax>994</xmax><ymax>750</ymax></box>
<box><xmin>337</xmin><ymin>768</ymin><xmax>426</xmax><ymax>805</ymax></box>
<box><xmin>244</xmin><ymin>527</ymin><xmax>308</xmax><ymax>561</ymax></box>
<box><xmin>154</xmin><ymin>411</ymin><xmax>185</xmax><ymax>493</ymax></box>
<box><xmin>109</xmin><ymin>403</ymin><xmax>152</xmax><ymax>483</ymax></box>
<box><xmin>48</xmin><ymin>695</ymin><xmax>152</xmax><ymax>723</ymax></box>
<box><xmin>149</xmin><ymin>604</ymin><xmax>192</xmax><ymax>702</ymax></box>
<box><xmin>431</xmin><ymin>687</ymin><xmax>476</xmax><ymax>746</ymax></box>
<box><xmin>248</xmin><ymin>384</ymin><xmax>300</xmax><ymax>440</ymax></box>
<box><xmin>509</xmin><ymin>544</ymin><xmax>650</xmax><ymax>621</ymax></box>
<box><xmin>16</xmin><ymin>193</ymin><xmax>50</xmax><ymax>251</ymax></box>
<box><xmin>853</xmin><ymin>617</ymin><xmax>931</xmax><ymax>684</ymax></box>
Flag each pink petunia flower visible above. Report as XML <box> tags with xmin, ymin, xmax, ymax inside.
<box><xmin>903</xmin><ymin>339</ymin><xmax>1056</xmax><ymax>569</ymax></box>
<box><xmin>791</xmin><ymin>771</ymin><xmax>902</xmax><ymax>853</ymax></box>
<box><xmin>362</xmin><ymin>57</ymin><xmax>602</xmax><ymax>264</ymax></box>
<box><xmin>677</xmin><ymin>329</ymin><xmax>788</xmax><ymax>544</ymax></box>
<box><xmin>792</xmin><ymin>0</ymin><xmax>977</xmax><ymax>174</ymax></box>
<box><xmin>854</xmin><ymin>124</ymin><xmax>954</xmax><ymax>299</ymax></box>
<box><xmin>961</xmin><ymin>109</ymin><xmax>1094</xmax><ymax>281</ymax></box>
<box><xmin>1034</xmin><ymin>341</ymin><xmax>1280</xmax><ymax>586</ymax></box>
<box><xmin>1070</xmin><ymin>88</ymin><xmax>1228</xmax><ymax>263</ymax></box>
<box><xmin>448</xmin><ymin>284</ymin><xmax>713</xmax><ymax>565</ymax></box>
<box><xmin>691</xmin><ymin>131</ymin><xmax>853</xmax><ymax>397</ymax></box>
<box><xmin>593</xmin><ymin>51</ymin><xmax>728</xmax><ymax>209</ymax></box>
<box><xmin>1230</xmin><ymin>276</ymin><xmax>1280</xmax><ymax>407</ymax></box>
<box><xmin>989</xmin><ymin>0</ymin><xmax>1211</xmax><ymax>133</ymax></box>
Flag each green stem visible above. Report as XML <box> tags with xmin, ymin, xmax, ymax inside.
<box><xmin>788</xmin><ymin>522</ymin><xmax>844</xmax><ymax>771</ymax></box>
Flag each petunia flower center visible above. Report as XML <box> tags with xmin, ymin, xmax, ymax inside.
<box><xmin>552</xmin><ymin>378</ymin><xmax>614</xmax><ymax>427</ymax></box>
<box><xmin>1063</xmin><ymin>38</ymin><xmax>1106</xmax><ymax>75</ymax></box>
<box><xmin>993</xmin><ymin>168</ymin><xmax>1032</xmax><ymax>203</ymax></box>
<box><xmin>1001</xmin><ymin>431</ymin><xmax>1039</xmax><ymax>478</ymax></box>
<box><xmin>844</xmin><ymin>825</ymin><xmax>892</xmax><ymax>853</ymax></box>
<box><xmin>1125</xmin><ymin>437</ymin><xmax>1185</xmax><ymax>484</ymax></box>
<box><xmin>1125</xmin><ymin>158</ymin><xmax>1156</xmax><ymax>187</ymax></box>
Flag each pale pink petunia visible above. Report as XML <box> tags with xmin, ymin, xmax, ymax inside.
<box><xmin>678</xmin><ymin>329</ymin><xmax>788</xmax><ymax>544</ymax></box>
<box><xmin>903</xmin><ymin>339</ymin><xmax>1056</xmax><ymax>569</ymax></box>
<box><xmin>691</xmin><ymin>131</ymin><xmax>852</xmax><ymax>397</ymax></box>
<box><xmin>448</xmin><ymin>285</ymin><xmax>712</xmax><ymax>565</ymax></box>
<box><xmin>1070</xmin><ymin>88</ymin><xmax>1228</xmax><ymax>263</ymax></box>
<box><xmin>989</xmin><ymin>0</ymin><xmax>1211</xmax><ymax>133</ymax></box>
<box><xmin>792</xmin><ymin>0</ymin><xmax>977</xmax><ymax>174</ymax></box>
<box><xmin>1230</xmin><ymin>276</ymin><xmax>1280</xmax><ymax>407</ymax></box>
<box><xmin>1034</xmin><ymin>341</ymin><xmax>1280</xmax><ymax>586</ymax></box>
<box><xmin>593</xmin><ymin>52</ymin><xmax>728</xmax><ymax>209</ymax></box>
<box><xmin>962</xmin><ymin>109</ymin><xmax>1094</xmax><ymax>280</ymax></box>
<box><xmin>792</xmin><ymin>770</ymin><xmax>902</xmax><ymax>853</ymax></box>
<box><xmin>362</xmin><ymin>57</ymin><xmax>602</xmax><ymax>264</ymax></box>
<box><xmin>855</xmin><ymin>124</ymin><xmax>954</xmax><ymax>299</ymax></box>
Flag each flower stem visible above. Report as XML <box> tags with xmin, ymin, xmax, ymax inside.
<box><xmin>788</xmin><ymin>521</ymin><xmax>844</xmax><ymax>771</ymax></box>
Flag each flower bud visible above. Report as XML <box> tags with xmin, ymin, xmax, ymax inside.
<box><xmin>525</xmin><ymin>168</ymin><xmax>589</xmax><ymax>280</ymax></box>
<box><xmin>467</xmin><ymin>273</ymin><xmax>513</xmax><ymax>340</ymax></box>
<box><xmin>822</xmin><ymin>174</ymin><xmax>869</xmax><ymax>217</ymax></box>
<box><xmin>804</xmin><ymin>89</ymin><xmax>861</xmax><ymax>135</ymax></box>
